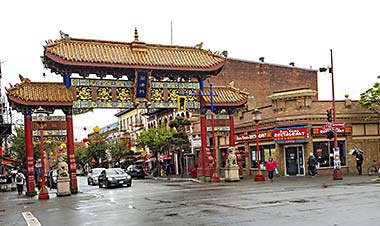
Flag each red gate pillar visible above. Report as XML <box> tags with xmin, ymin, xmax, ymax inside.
<box><xmin>24</xmin><ymin>111</ymin><xmax>36</xmax><ymax>196</ymax></box>
<box><xmin>199</xmin><ymin>114</ymin><xmax>207</xmax><ymax>177</ymax></box>
<box><xmin>229</xmin><ymin>114</ymin><xmax>235</xmax><ymax>147</ymax></box>
<box><xmin>65</xmin><ymin>111</ymin><xmax>78</xmax><ymax>194</ymax></box>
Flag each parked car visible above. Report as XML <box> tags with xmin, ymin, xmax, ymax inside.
<box><xmin>126</xmin><ymin>165</ymin><xmax>145</xmax><ymax>179</ymax></box>
<box><xmin>76</xmin><ymin>167</ymin><xmax>84</xmax><ymax>176</ymax></box>
<box><xmin>46</xmin><ymin>169</ymin><xmax>57</xmax><ymax>189</ymax></box>
<box><xmin>98</xmin><ymin>168</ymin><xmax>132</xmax><ymax>188</ymax></box>
<box><xmin>87</xmin><ymin>167</ymin><xmax>106</xmax><ymax>186</ymax></box>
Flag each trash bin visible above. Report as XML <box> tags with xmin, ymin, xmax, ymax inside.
<box><xmin>189</xmin><ymin>167</ymin><xmax>197</xmax><ymax>178</ymax></box>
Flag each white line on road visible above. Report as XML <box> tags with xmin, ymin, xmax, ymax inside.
<box><xmin>22</xmin><ymin>211</ymin><xmax>42</xmax><ymax>226</ymax></box>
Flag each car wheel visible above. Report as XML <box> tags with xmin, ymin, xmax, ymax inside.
<box><xmin>87</xmin><ymin>179</ymin><xmax>91</xmax><ymax>185</ymax></box>
<box><xmin>106</xmin><ymin>181</ymin><xmax>110</xmax><ymax>189</ymax></box>
<box><xmin>126</xmin><ymin>182</ymin><xmax>132</xmax><ymax>187</ymax></box>
<box><xmin>98</xmin><ymin>182</ymin><xmax>103</xmax><ymax>188</ymax></box>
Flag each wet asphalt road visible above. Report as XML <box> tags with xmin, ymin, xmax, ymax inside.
<box><xmin>1</xmin><ymin>176</ymin><xmax>380</xmax><ymax>226</ymax></box>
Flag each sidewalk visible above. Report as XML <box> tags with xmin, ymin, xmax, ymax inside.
<box><xmin>151</xmin><ymin>173</ymin><xmax>380</xmax><ymax>188</ymax></box>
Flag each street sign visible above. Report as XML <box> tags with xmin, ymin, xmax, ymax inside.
<box><xmin>322</xmin><ymin>122</ymin><xmax>345</xmax><ymax>130</ymax></box>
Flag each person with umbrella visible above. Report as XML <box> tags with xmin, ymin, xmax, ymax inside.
<box><xmin>351</xmin><ymin>148</ymin><xmax>364</xmax><ymax>175</ymax></box>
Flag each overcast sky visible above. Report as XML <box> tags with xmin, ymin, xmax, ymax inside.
<box><xmin>1</xmin><ymin>0</ymin><xmax>380</xmax><ymax>140</ymax></box>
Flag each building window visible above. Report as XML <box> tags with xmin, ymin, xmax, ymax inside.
<box><xmin>237</xmin><ymin>146</ymin><xmax>246</xmax><ymax>168</ymax></box>
<box><xmin>250</xmin><ymin>144</ymin><xmax>275</xmax><ymax>169</ymax></box>
<box><xmin>220</xmin><ymin>148</ymin><xmax>228</xmax><ymax>168</ymax></box>
<box><xmin>313</xmin><ymin>140</ymin><xmax>346</xmax><ymax>168</ymax></box>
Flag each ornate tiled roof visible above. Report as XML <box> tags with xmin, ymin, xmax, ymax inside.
<box><xmin>6</xmin><ymin>75</ymin><xmax>74</xmax><ymax>106</ymax></box>
<box><xmin>201</xmin><ymin>86</ymin><xmax>249</xmax><ymax>107</ymax></box>
<box><xmin>43</xmin><ymin>33</ymin><xmax>225</xmax><ymax>72</ymax></box>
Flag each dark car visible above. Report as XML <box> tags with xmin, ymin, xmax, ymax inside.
<box><xmin>126</xmin><ymin>165</ymin><xmax>145</xmax><ymax>179</ymax></box>
<box><xmin>46</xmin><ymin>169</ymin><xmax>57</xmax><ymax>189</ymax></box>
<box><xmin>98</xmin><ymin>168</ymin><xmax>132</xmax><ymax>188</ymax></box>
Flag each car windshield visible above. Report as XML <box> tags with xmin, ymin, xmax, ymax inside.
<box><xmin>52</xmin><ymin>170</ymin><xmax>57</xmax><ymax>177</ymax></box>
<box><xmin>92</xmin><ymin>168</ymin><xmax>105</xmax><ymax>174</ymax></box>
<box><xmin>106</xmin><ymin>168</ymin><xmax>126</xmax><ymax>176</ymax></box>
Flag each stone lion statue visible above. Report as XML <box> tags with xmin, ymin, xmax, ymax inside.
<box><xmin>57</xmin><ymin>154</ymin><xmax>69</xmax><ymax>179</ymax></box>
<box><xmin>225</xmin><ymin>147</ymin><xmax>238</xmax><ymax>168</ymax></box>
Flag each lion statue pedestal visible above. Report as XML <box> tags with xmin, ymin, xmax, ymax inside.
<box><xmin>224</xmin><ymin>147</ymin><xmax>240</xmax><ymax>182</ymax></box>
<box><xmin>56</xmin><ymin>154</ymin><xmax>71</xmax><ymax>197</ymax></box>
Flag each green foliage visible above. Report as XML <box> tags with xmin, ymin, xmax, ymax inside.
<box><xmin>109</xmin><ymin>139</ymin><xmax>130</xmax><ymax>163</ymax></box>
<box><xmin>74</xmin><ymin>147</ymin><xmax>88</xmax><ymax>166</ymax></box>
<box><xmin>8</xmin><ymin>125</ymin><xmax>41</xmax><ymax>168</ymax></box>
<box><xmin>168</xmin><ymin>117</ymin><xmax>191</xmax><ymax>151</ymax></box>
<box><xmin>359</xmin><ymin>82</ymin><xmax>380</xmax><ymax>115</ymax></box>
<box><xmin>86</xmin><ymin>133</ymin><xmax>109</xmax><ymax>162</ymax></box>
<box><xmin>136</xmin><ymin>125</ymin><xmax>173</xmax><ymax>153</ymax></box>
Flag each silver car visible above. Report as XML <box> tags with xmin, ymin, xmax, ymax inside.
<box><xmin>87</xmin><ymin>168</ymin><xmax>106</xmax><ymax>185</ymax></box>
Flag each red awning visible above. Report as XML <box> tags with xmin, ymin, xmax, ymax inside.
<box><xmin>136</xmin><ymin>159</ymin><xmax>146</xmax><ymax>163</ymax></box>
<box><xmin>161</xmin><ymin>156</ymin><xmax>172</xmax><ymax>161</ymax></box>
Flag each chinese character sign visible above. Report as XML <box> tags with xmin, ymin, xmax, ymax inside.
<box><xmin>135</xmin><ymin>71</ymin><xmax>148</xmax><ymax>99</ymax></box>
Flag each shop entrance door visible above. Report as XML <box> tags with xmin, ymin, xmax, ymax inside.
<box><xmin>284</xmin><ymin>145</ymin><xmax>305</xmax><ymax>176</ymax></box>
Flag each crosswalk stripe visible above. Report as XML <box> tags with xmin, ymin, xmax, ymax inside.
<box><xmin>22</xmin><ymin>211</ymin><xmax>42</xmax><ymax>226</ymax></box>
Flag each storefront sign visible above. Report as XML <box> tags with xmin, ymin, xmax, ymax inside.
<box><xmin>312</xmin><ymin>127</ymin><xmax>352</xmax><ymax>135</ymax></box>
<box><xmin>236</xmin><ymin>131</ymin><xmax>272</xmax><ymax>141</ymax></box>
<box><xmin>273</xmin><ymin>126</ymin><xmax>309</xmax><ymax>144</ymax></box>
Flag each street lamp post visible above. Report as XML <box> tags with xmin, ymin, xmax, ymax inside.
<box><xmin>253</xmin><ymin>109</ymin><xmax>265</xmax><ymax>182</ymax></box>
<box><xmin>319</xmin><ymin>49</ymin><xmax>343</xmax><ymax>180</ymax></box>
<box><xmin>35</xmin><ymin>107</ymin><xmax>49</xmax><ymax>200</ymax></box>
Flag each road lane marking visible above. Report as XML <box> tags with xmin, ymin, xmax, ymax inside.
<box><xmin>22</xmin><ymin>211</ymin><xmax>42</xmax><ymax>226</ymax></box>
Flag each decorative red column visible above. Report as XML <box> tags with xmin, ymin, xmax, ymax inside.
<box><xmin>24</xmin><ymin>111</ymin><xmax>36</xmax><ymax>196</ymax></box>
<box><xmin>199</xmin><ymin>114</ymin><xmax>207</xmax><ymax>177</ymax></box>
<box><xmin>229</xmin><ymin>114</ymin><xmax>235</xmax><ymax>148</ymax></box>
<box><xmin>65</xmin><ymin>111</ymin><xmax>78</xmax><ymax>193</ymax></box>
<box><xmin>38</xmin><ymin>124</ymin><xmax>49</xmax><ymax>200</ymax></box>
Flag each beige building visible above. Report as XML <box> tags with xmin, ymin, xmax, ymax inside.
<box><xmin>115</xmin><ymin>109</ymin><xmax>148</xmax><ymax>152</ymax></box>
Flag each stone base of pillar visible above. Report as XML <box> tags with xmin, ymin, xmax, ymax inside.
<box><xmin>225</xmin><ymin>166</ymin><xmax>240</xmax><ymax>182</ymax></box>
<box><xmin>57</xmin><ymin>178</ymin><xmax>71</xmax><ymax>197</ymax></box>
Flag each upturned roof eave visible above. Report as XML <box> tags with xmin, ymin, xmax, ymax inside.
<box><xmin>7</xmin><ymin>96</ymin><xmax>73</xmax><ymax>107</ymax></box>
<box><xmin>44</xmin><ymin>52</ymin><xmax>225</xmax><ymax>73</ymax></box>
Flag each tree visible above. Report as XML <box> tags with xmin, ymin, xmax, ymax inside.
<box><xmin>136</xmin><ymin>126</ymin><xmax>173</xmax><ymax>154</ymax></box>
<box><xmin>169</xmin><ymin>117</ymin><xmax>191</xmax><ymax>177</ymax></box>
<box><xmin>86</xmin><ymin>133</ymin><xmax>109</xmax><ymax>166</ymax></box>
<box><xmin>359</xmin><ymin>82</ymin><xmax>380</xmax><ymax>116</ymax></box>
<box><xmin>108</xmin><ymin>139</ymin><xmax>130</xmax><ymax>164</ymax></box>
<box><xmin>8</xmin><ymin>125</ymin><xmax>41</xmax><ymax>169</ymax></box>
<box><xmin>136</xmin><ymin>125</ymin><xmax>173</xmax><ymax>176</ymax></box>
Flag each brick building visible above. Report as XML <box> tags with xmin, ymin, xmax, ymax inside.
<box><xmin>194</xmin><ymin>58</ymin><xmax>380</xmax><ymax>178</ymax></box>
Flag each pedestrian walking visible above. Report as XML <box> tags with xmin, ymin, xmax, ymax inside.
<box><xmin>352</xmin><ymin>149</ymin><xmax>364</xmax><ymax>175</ymax></box>
<box><xmin>15</xmin><ymin>169</ymin><xmax>25</xmax><ymax>195</ymax></box>
<box><xmin>308</xmin><ymin>153</ymin><xmax>318</xmax><ymax>177</ymax></box>
<box><xmin>265</xmin><ymin>157</ymin><xmax>277</xmax><ymax>181</ymax></box>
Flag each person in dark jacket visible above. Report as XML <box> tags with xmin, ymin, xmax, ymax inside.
<box><xmin>308</xmin><ymin>153</ymin><xmax>318</xmax><ymax>177</ymax></box>
<box><xmin>353</xmin><ymin>149</ymin><xmax>364</xmax><ymax>175</ymax></box>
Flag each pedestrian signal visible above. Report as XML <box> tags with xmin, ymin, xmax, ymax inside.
<box><xmin>326</xmin><ymin>109</ymin><xmax>333</xmax><ymax>122</ymax></box>
<box><xmin>177</xmin><ymin>96</ymin><xmax>187</xmax><ymax>112</ymax></box>
<box><xmin>326</xmin><ymin>130</ymin><xmax>334</xmax><ymax>139</ymax></box>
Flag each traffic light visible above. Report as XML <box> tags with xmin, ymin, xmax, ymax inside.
<box><xmin>177</xmin><ymin>96</ymin><xmax>186</xmax><ymax>112</ymax></box>
<box><xmin>326</xmin><ymin>130</ymin><xmax>334</xmax><ymax>139</ymax></box>
<box><xmin>326</xmin><ymin>109</ymin><xmax>332</xmax><ymax>122</ymax></box>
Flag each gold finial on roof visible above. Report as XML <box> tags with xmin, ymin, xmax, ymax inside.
<box><xmin>134</xmin><ymin>27</ymin><xmax>139</xmax><ymax>42</ymax></box>
<box><xmin>229</xmin><ymin>81</ymin><xmax>235</xmax><ymax>88</ymax></box>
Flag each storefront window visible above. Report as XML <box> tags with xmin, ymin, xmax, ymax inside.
<box><xmin>313</xmin><ymin>140</ymin><xmax>346</xmax><ymax>168</ymax></box>
<box><xmin>220</xmin><ymin>148</ymin><xmax>228</xmax><ymax>168</ymax></box>
<box><xmin>237</xmin><ymin>146</ymin><xmax>246</xmax><ymax>168</ymax></box>
<box><xmin>250</xmin><ymin>145</ymin><xmax>275</xmax><ymax>169</ymax></box>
